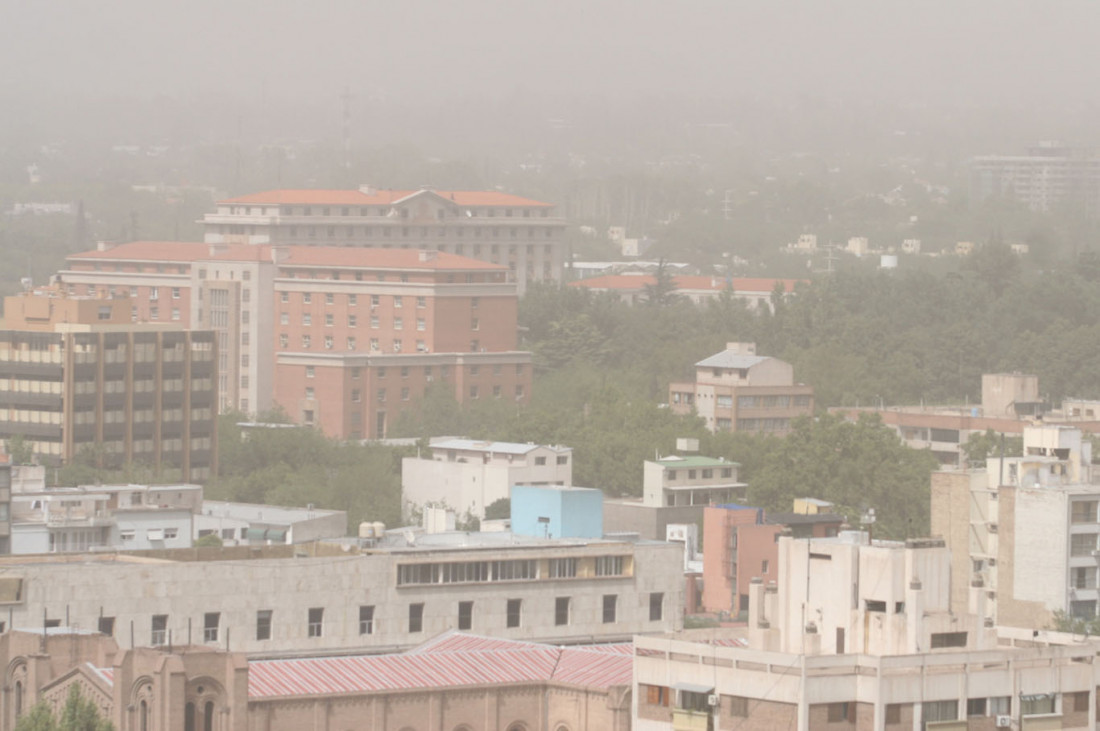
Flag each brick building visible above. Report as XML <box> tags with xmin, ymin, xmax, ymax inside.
<box><xmin>200</xmin><ymin>187</ymin><xmax>568</xmax><ymax>294</ymax></box>
<box><xmin>0</xmin><ymin>292</ymin><xmax>217</xmax><ymax>481</ymax></box>
<box><xmin>57</xmin><ymin>242</ymin><xmax>531</xmax><ymax>437</ymax></box>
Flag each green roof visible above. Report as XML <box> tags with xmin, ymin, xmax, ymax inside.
<box><xmin>654</xmin><ymin>456</ymin><xmax>740</xmax><ymax>469</ymax></box>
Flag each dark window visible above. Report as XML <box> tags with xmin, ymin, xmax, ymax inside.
<box><xmin>458</xmin><ymin>601</ymin><xmax>473</xmax><ymax>630</ymax></box>
<box><xmin>930</xmin><ymin>631</ymin><xmax>968</xmax><ymax>648</ymax></box>
<box><xmin>555</xmin><ymin>597</ymin><xmax>570</xmax><ymax>626</ymax></box>
<box><xmin>308</xmin><ymin>607</ymin><xmax>323</xmax><ymax>637</ymax></box>
<box><xmin>256</xmin><ymin>610</ymin><xmax>272</xmax><ymax>640</ymax></box>
<box><xmin>729</xmin><ymin>696</ymin><xmax>749</xmax><ymax>717</ymax></box>
<box><xmin>827</xmin><ymin>702</ymin><xmax>854</xmax><ymax>723</ymax></box>
<box><xmin>507</xmin><ymin>599</ymin><xmax>522</xmax><ymax>628</ymax></box>
<box><xmin>966</xmin><ymin>698</ymin><xmax>986</xmax><ymax>717</ymax></box>
<box><xmin>885</xmin><ymin>704</ymin><xmax>902</xmax><ymax>725</ymax></box>
<box><xmin>203</xmin><ymin>612</ymin><xmax>219</xmax><ymax>642</ymax></box>
<box><xmin>602</xmin><ymin>594</ymin><xmax>617</xmax><ymax>623</ymax></box>
<box><xmin>151</xmin><ymin>614</ymin><xmax>168</xmax><ymax>645</ymax></box>
<box><xmin>409</xmin><ymin>603</ymin><xmax>424</xmax><ymax>633</ymax></box>
<box><xmin>98</xmin><ymin>616</ymin><xmax>115</xmax><ymax>636</ymax></box>
<box><xmin>650</xmin><ymin>592</ymin><xmax>664</xmax><ymax>621</ymax></box>
<box><xmin>359</xmin><ymin>605</ymin><xmax>374</xmax><ymax>635</ymax></box>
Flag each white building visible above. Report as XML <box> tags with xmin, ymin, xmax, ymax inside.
<box><xmin>634</xmin><ymin>531</ymin><xmax>1100</xmax><ymax>731</ymax></box>
<box><xmin>933</xmin><ymin>424</ymin><xmax>1100</xmax><ymax>629</ymax></box>
<box><xmin>194</xmin><ymin>501</ymin><xmax>347</xmax><ymax>546</ymax></box>
<box><xmin>846</xmin><ymin>236</ymin><xmax>869</xmax><ymax>256</ymax></box>
<box><xmin>401</xmin><ymin>438</ymin><xmax>572</xmax><ymax>519</ymax></box>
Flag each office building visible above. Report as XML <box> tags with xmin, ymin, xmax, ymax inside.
<box><xmin>0</xmin><ymin>292</ymin><xmax>217</xmax><ymax>481</ymax></box>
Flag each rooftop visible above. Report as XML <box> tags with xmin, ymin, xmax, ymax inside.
<box><xmin>653</xmin><ymin>455</ymin><xmax>738</xmax><ymax>469</ymax></box>
<box><xmin>427</xmin><ymin>438</ymin><xmax>570</xmax><ymax>456</ymax></box>
<box><xmin>218</xmin><ymin>189</ymin><xmax>553</xmax><ymax>208</ymax></box>
<box><xmin>569</xmin><ymin>274</ymin><xmax>800</xmax><ymax>294</ymax></box>
<box><xmin>67</xmin><ymin>242</ymin><xmax>507</xmax><ymax>271</ymax></box>
<box><xmin>695</xmin><ymin>351</ymin><xmax>771</xmax><ymax>369</ymax></box>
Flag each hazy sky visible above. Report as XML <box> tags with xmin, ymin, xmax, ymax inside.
<box><xmin>4</xmin><ymin>0</ymin><xmax>1100</xmax><ymax>109</ymax></box>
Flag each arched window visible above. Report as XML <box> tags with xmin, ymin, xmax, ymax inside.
<box><xmin>506</xmin><ymin>723</ymin><xmax>529</xmax><ymax>731</ymax></box>
<box><xmin>140</xmin><ymin>699</ymin><xmax>148</xmax><ymax>731</ymax></box>
<box><xmin>204</xmin><ymin>701</ymin><xmax>214</xmax><ymax>731</ymax></box>
<box><xmin>13</xmin><ymin>680</ymin><xmax>22</xmax><ymax>719</ymax></box>
<box><xmin>184</xmin><ymin>702</ymin><xmax>195</xmax><ymax>731</ymax></box>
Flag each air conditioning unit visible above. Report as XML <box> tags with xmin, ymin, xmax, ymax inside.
<box><xmin>995</xmin><ymin>715</ymin><xmax>1011</xmax><ymax>728</ymax></box>
<box><xmin>707</xmin><ymin>694</ymin><xmax>718</xmax><ymax>707</ymax></box>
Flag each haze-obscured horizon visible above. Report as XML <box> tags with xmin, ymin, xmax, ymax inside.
<box><xmin>4</xmin><ymin>0</ymin><xmax>1100</xmax><ymax>152</ymax></box>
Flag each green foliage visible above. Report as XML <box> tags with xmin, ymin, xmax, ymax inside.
<box><xmin>6</xmin><ymin>435</ymin><xmax>34</xmax><ymax>465</ymax></box>
<box><xmin>962</xmin><ymin>429</ymin><xmax>1023</xmax><ymax>467</ymax></box>
<box><xmin>15</xmin><ymin>685</ymin><xmax>114</xmax><ymax>731</ymax></box>
<box><xmin>194</xmin><ymin>534</ymin><xmax>223</xmax><ymax>548</ymax></box>
<box><xmin>1051</xmin><ymin>609</ymin><xmax>1100</xmax><ymax>637</ymax></box>
<box><xmin>211</xmin><ymin>415</ymin><xmax>407</xmax><ymax>531</ymax></box>
<box><xmin>484</xmin><ymin>498</ymin><xmax>511</xmax><ymax>520</ymax></box>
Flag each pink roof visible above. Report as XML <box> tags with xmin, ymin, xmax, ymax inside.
<box><xmin>66</xmin><ymin>242</ymin><xmax>506</xmax><ymax>271</ymax></box>
<box><xmin>247</xmin><ymin>632</ymin><xmax>632</xmax><ymax>699</ymax></box>
<box><xmin>219</xmin><ymin>189</ymin><xmax>552</xmax><ymax>208</ymax></box>
<box><xmin>569</xmin><ymin>274</ymin><xmax>802</xmax><ymax>294</ymax></box>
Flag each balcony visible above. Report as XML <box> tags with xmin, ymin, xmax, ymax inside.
<box><xmin>671</xmin><ymin>709</ymin><xmax>711</xmax><ymax>731</ymax></box>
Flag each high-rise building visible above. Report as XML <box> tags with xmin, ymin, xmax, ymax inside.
<box><xmin>200</xmin><ymin>187</ymin><xmax>567</xmax><ymax>294</ymax></box>
<box><xmin>0</xmin><ymin>292</ymin><xmax>218</xmax><ymax>481</ymax></box>
<box><xmin>970</xmin><ymin>142</ymin><xmax>1100</xmax><ymax>217</ymax></box>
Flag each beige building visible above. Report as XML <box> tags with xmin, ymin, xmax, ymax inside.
<box><xmin>0</xmin><ymin>291</ymin><xmax>218</xmax><ymax>481</ymax></box>
<box><xmin>200</xmin><ymin>187</ymin><xmax>568</xmax><ymax>295</ymax></box>
<box><xmin>0</xmin><ymin>628</ymin><xmax>630</xmax><ymax>731</ymax></box>
<box><xmin>932</xmin><ymin>424</ymin><xmax>1100</xmax><ymax>629</ymax></box>
<box><xmin>635</xmin><ymin>531</ymin><xmax>1100</xmax><ymax>731</ymax></box>
<box><xmin>668</xmin><ymin>343</ymin><xmax>813</xmax><ymax>435</ymax></box>
<box><xmin>0</xmin><ymin>533</ymin><xmax>681</xmax><ymax>657</ymax></box>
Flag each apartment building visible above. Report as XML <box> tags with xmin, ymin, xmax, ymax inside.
<box><xmin>200</xmin><ymin>187</ymin><xmax>568</xmax><ymax>294</ymax></box>
<box><xmin>932</xmin><ymin>423</ymin><xmax>1100</xmax><ymax>629</ymax></box>
<box><xmin>668</xmin><ymin>342</ymin><xmax>813</xmax><ymax>434</ymax></box>
<box><xmin>0</xmin><ymin>532</ymin><xmax>682</xmax><ymax>657</ymax></box>
<box><xmin>971</xmin><ymin>142</ymin><xmax>1100</xmax><ymax>217</ymax></box>
<box><xmin>0</xmin><ymin>292</ymin><xmax>217</xmax><ymax>481</ymax></box>
<box><xmin>701</xmin><ymin>500</ymin><xmax>844</xmax><ymax>615</ymax></box>
<box><xmin>636</xmin><ymin>531</ymin><xmax>1100</xmax><ymax>731</ymax></box>
<box><xmin>58</xmin><ymin>242</ymin><xmax>532</xmax><ymax>436</ymax></box>
<box><xmin>402</xmin><ymin>438</ymin><xmax>573</xmax><ymax>520</ymax></box>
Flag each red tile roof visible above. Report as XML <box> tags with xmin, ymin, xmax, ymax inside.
<box><xmin>67</xmin><ymin>242</ymin><xmax>506</xmax><ymax>271</ymax></box>
<box><xmin>569</xmin><ymin>274</ymin><xmax>802</xmax><ymax>294</ymax></box>
<box><xmin>247</xmin><ymin>632</ymin><xmax>632</xmax><ymax>699</ymax></box>
<box><xmin>219</xmin><ymin>189</ymin><xmax>552</xmax><ymax>208</ymax></box>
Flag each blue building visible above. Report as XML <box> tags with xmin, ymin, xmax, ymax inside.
<box><xmin>511</xmin><ymin>485</ymin><xmax>603</xmax><ymax>539</ymax></box>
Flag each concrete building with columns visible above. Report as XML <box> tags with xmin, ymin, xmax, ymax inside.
<box><xmin>634</xmin><ymin>531</ymin><xmax>1100</xmax><ymax>731</ymax></box>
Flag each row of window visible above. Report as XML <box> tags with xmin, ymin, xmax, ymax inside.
<box><xmin>279</xmin><ymin>225</ymin><xmax>554</xmax><ymax>241</ymax></box>
<box><xmin>396</xmin><ymin>556</ymin><xmax>629</xmax><ymax>586</ymax></box>
<box><xmin>280</xmin><ymin>312</ymin><xmax>449</xmax><ymax>331</ymax></box>
<box><xmin>666</xmin><ymin>467</ymin><xmax>734</xmax><ymax>480</ymax></box>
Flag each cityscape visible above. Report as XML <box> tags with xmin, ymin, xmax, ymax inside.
<box><xmin>4</xmin><ymin>1</ymin><xmax>1100</xmax><ymax>729</ymax></box>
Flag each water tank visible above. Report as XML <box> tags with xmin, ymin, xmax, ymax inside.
<box><xmin>372</xmin><ymin>521</ymin><xmax>386</xmax><ymax>537</ymax></box>
<box><xmin>358</xmin><ymin>522</ymin><xmax>374</xmax><ymax>539</ymax></box>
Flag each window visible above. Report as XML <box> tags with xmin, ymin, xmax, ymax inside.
<box><xmin>548</xmin><ymin>558</ymin><xmax>576</xmax><ymax>578</ymax></box>
<box><xmin>417</xmin><ymin>296</ymin><xmax>426</xmax><ymax>308</ymax></box>
<box><xmin>471</xmin><ymin>318</ymin><xmax>479</xmax><ymax>331</ymax></box>
<box><xmin>458</xmin><ymin>601</ymin><xmax>473</xmax><ymax>630</ymax></box>
<box><xmin>303</xmin><ymin>292</ymin><xmax>312</xmax><ymax>304</ymax></box>
<box><xmin>325</xmin><ymin>293</ymin><xmax>334</xmax><ymax>305</ymax></box>
<box><xmin>602</xmin><ymin>594</ymin><xmax>617</xmax><ymax>623</ymax></box>
<box><xmin>555</xmin><ymin>597</ymin><xmax>570</xmax><ymax>626</ymax></box>
<box><xmin>401</xmin><ymin>387</ymin><xmax>409</xmax><ymax>401</ymax></box>
<box><xmin>416</xmin><ymin>318</ymin><xmax>426</xmax><ymax>331</ymax></box>
<box><xmin>305</xmin><ymin>387</ymin><xmax>314</xmax><ymax>400</ymax></box>
<box><xmin>256</xmin><ymin>610</ymin><xmax>272</xmax><ymax>640</ymax></box>
<box><xmin>990</xmin><ymin>697</ymin><xmax>1011</xmax><ymax>716</ymax></box>
<box><xmin>281</xmin><ymin>291</ymin><xmax>289</xmax><ymax>303</ymax></box>
<box><xmin>359</xmin><ymin>605</ymin><xmax>374</xmax><ymax>635</ymax></box>
<box><xmin>885</xmin><ymin>704</ymin><xmax>902</xmax><ymax>725</ymax></box>
<box><xmin>301</xmin><ymin>335</ymin><xmax>311</xmax><ymax>348</ymax></box>
<box><xmin>922</xmin><ymin>700</ymin><xmax>957</xmax><ymax>724</ymax></box>
<box><xmin>644</xmin><ymin>685</ymin><xmax>670</xmax><ymax>708</ymax></box>
<box><xmin>303</xmin><ymin>313</ymin><xmax>312</xmax><ymax>326</ymax></box>
<box><xmin>930</xmin><ymin>632</ymin><xmax>967</xmax><ymax>649</ymax></box>
<box><xmin>325</xmin><ymin>313</ymin><xmax>334</xmax><ymax>327</ymax></box>
<box><xmin>281</xmin><ymin>312</ymin><xmax>289</xmax><ymax>325</ymax></box>
<box><xmin>469</xmin><ymin>385</ymin><xmax>479</xmax><ymax>399</ymax></box>
<box><xmin>98</xmin><ymin>616</ymin><xmax>115</xmax><ymax>636</ymax></box>
<box><xmin>595</xmin><ymin>556</ymin><xmax>624</xmax><ymax>576</ymax></box>
<box><xmin>507</xmin><ymin>599</ymin><xmax>522</xmax><ymax>628</ymax></box>
<box><xmin>409</xmin><ymin>603</ymin><xmax>424</xmax><ymax>633</ymax></box>
<box><xmin>557</xmin><ymin>455</ymin><xmax>568</xmax><ymax>465</ymax></box>
<box><xmin>1073</xmin><ymin>501</ymin><xmax>1097</xmax><ymax>523</ymax></box>
<box><xmin>729</xmin><ymin>696</ymin><xmax>749</xmax><ymax>717</ymax></box>
<box><xmin>377</xmin><ymin>388</ymin><xmax>386</xmax><ymax>403</ymax></box>
<box><xmin>966</xmin><ymin>698</ymin><xmax>986</xmax><ymax>717</ymax></box>
<box><xmin>394</xmin><ymin>296</ymin><xmax>403</xmax><ymax>308</ymax></box>
<box><xmin>1071</xmin><ymin>533</ymin><xmax>1097</xmax><ymax>556</ymax></box>
<box><xmin>151</xmin><ymin>615</ymin><xmax>168</xmax><ymax>646</ymax></box>
<box><xmin>203</xmin><ymin>612</ymin><xmax>219</xmax><ymax>642</ymax></box>
<box><xmin>535</xmin><ymin>456</ymin><xmax>547</xmax><ymax>466</ymax></box>
<box><xmin>349</xmin><ymin>314</ymin><xmax>357</xmax><ymax>328</ymax></box>
<box><xmin>308</xmin><ymin>607</ymin><xmax>323</xmax><ymax>637</ymax></box>
<box><xmin>306</xmin><ymin>366</ymin><xmax>315</xmax><ymax>378</ymax></box>
<box><xmin>828</xmin><ymin>702</ymin><xmax>855</xmax><ymax>723</ymax></box>
<box><xmin>650</xmin><ymin>592</ymin><xmax>663</xmax><ymax>621</ymax></box>
<box><xmin>351</xmin><ymin>389</ymin><xmax>361</xmax><ymax>402</ymax></box>
<box><xmin>1021</xmin><ymin>694</ymin><xmax>1056</xmax><ymax>716</ymax></box>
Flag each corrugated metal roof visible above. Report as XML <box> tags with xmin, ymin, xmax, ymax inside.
<box><xmin>428</xmin><ymin>439</ymin><xmax>569</xmax><ymax>456</ymax></box>
<box><xmin>695</xmin><ymin>352</ymin><xmax>770</xmax><ymax>369</ymax></box>
<box><xmin>654</xmin><ymin>456</ymin><xmax>735</xmax><ymax>468</ymax></box>
<box><xmin>247</xmin><ymin>632</ymin><xmax>631</xmax><ymax>698</ymax></box>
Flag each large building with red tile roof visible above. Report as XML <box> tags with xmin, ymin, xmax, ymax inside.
<box><xmin>201</xmin><ymin>186</ymin><xmax>567</xmax><ymax>295</ymax></box>
<box><xmin>569</xmin><ymin>274</ymin><xmax>802</xmax><ymax>310</ymax></box>
<box><xmin>0</xmin><ymin>628</ymin><xmax>632</xmax><ymax>731</ymax></box>
<box><xmin>57</xmin><ymin>242</ymin><xmax>530</xmax><ymax>438</ymax></box>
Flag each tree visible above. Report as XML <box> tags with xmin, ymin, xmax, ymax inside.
<box><xmin>485</xmin><ymin>498</ymin><xmax>511</xmax><ymax>520</ymax></box>
<box><xmin>6</xmin><ymin>435</ymin><xmax>34</xmax><ymax>465</ymax></box>
<box><xmin>962</xmin><ymin>429</ymin><xmax>1023</xmax><ymax>467</ymax></box>
<box><xmin>194</xmin><ymin>534</ymin><xmax>223</xmax><ymax>548</ymax></box>
<box><xmin>16</xmin><ymin>685</ymin><xmax>114</xmax><ymax>731</ymax></box>
<box><xmin>642</xmin><ymin>260</ymin><xmax>679</xmax><ymax>306</ymax></box>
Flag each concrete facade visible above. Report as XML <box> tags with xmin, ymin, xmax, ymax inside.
<box><xmin>401</xmin><ymin>439</ymin><xmax>572</xmax><ymax>520</ymax></box>
<box><xmin>0</xmin><ymin>536</ymin><xmax>682</xmax><ymax>657</ymax></box>
<box><xmin>668</xmin><ymin>343</ymin><xmax>813</xmax><ymax>435</ymax></box>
